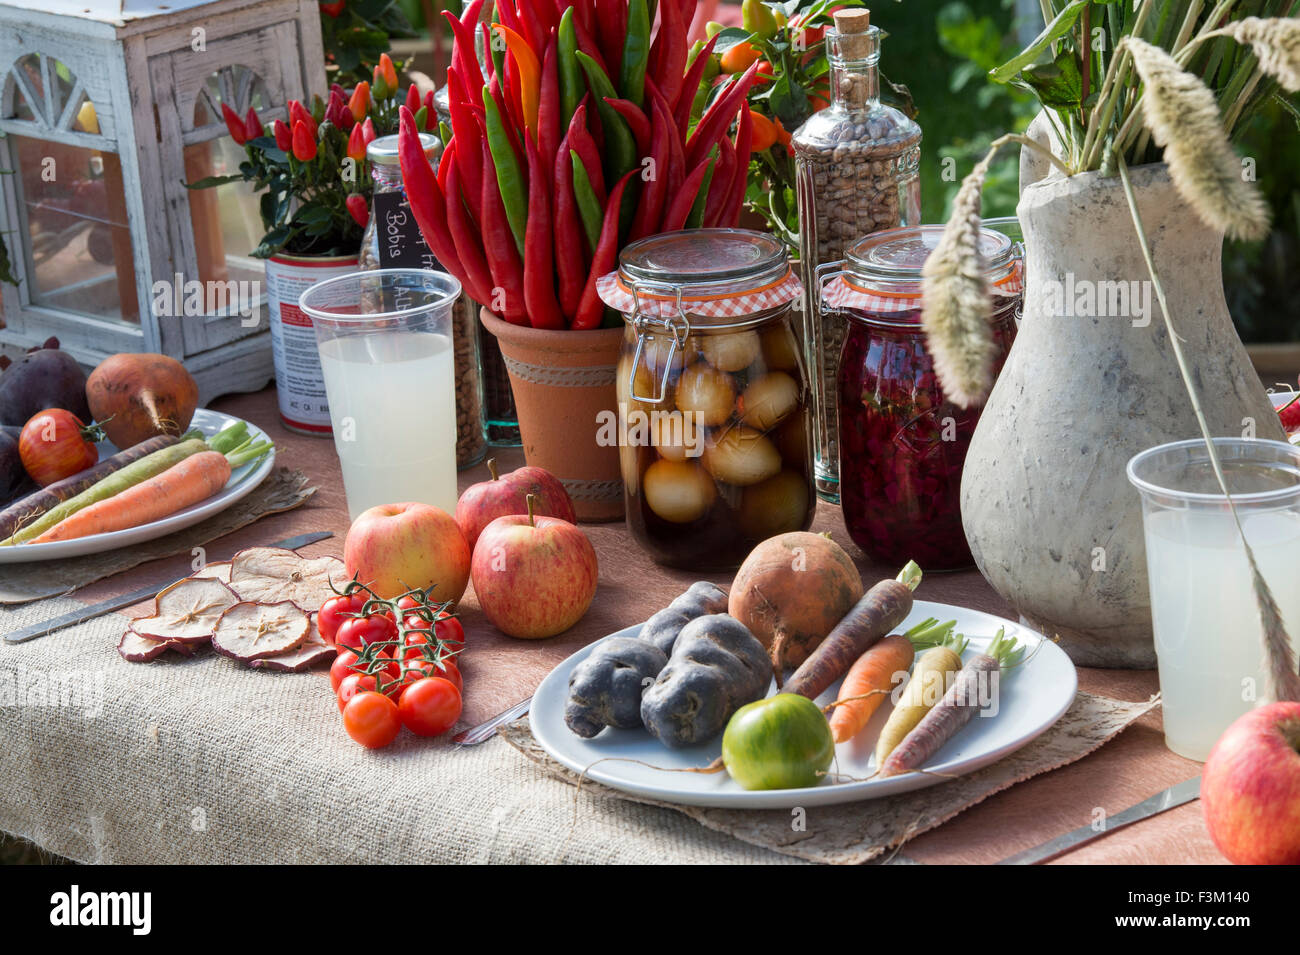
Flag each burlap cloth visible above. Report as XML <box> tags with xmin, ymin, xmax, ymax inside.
<box><xmin>0</xmin><ymin>468</ymin><xmax>316</xmax><ymax>604</ymax></box>
<box><xmin>499</xmin><ymin>693</ymin><xmax>1159</xmax><ymax>864</ymax></box>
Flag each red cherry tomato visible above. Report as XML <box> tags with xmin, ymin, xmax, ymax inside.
<box><xmin>331</xmin><ymin>648</ymin><xmax>398</xmax><ymax>691</ymax></box>
<box><xmin>18</xmin><ymin>409</ymin><xmax>99</xmax><ymax>487</ymax></box>
<box><xmin>403</xmin><ymin>657</ymin><xmax>462</xmax><ymax>694</ymax></box>
<box><xmin>336</xmin><ymin>672</ymin><xmax>378</xmax><ymax>712</ymax></box>
<box><xmin>398</xmin><ymin>677</ymin><xmax>462</xmax><ymax>737</ymax></box>
<box><xmin>335</xmin><ymin>613</ymin><xmax>399</xmax><ymax>652</ymax></box>
<box><xmin>342</xmin><ymin>692</ymin><xmax>401</xmax><ymax>749</ymax></box>
<box><xmin>435</xmin><ymin>615</ymin><xmax>465</xmax><ymax>651</ymax></box>
<box><xmin>318</xmin><ymin>593</ymin><xmax>366</xmax><ymax>642</ymax></box>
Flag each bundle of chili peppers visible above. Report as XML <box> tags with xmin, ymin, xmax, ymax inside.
<box><xmin>195</xmin><ymin>54</ymin><xmax>439</xmax><ymax>258</ymax></box>
<box><xmin>398</xmin><ymin>0</ymin><xmax>760</xmax><ymax>330</ymax></box>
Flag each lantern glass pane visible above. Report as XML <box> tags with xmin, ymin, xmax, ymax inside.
<box><xmin>184</xmin><ymin>137</ymin><xmax>266</xmax><ymax>294</ymax></box>
<box><xmin>12</xmin><ymin>133</ymin><xmax>139</xmax><ymax>323</ymax></box>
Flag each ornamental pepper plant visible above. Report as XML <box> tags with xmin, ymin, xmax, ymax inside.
<box><xmin>188</xmin><ymin>57</ymin><xmax>439</xmax><ymax>258</ymax></box>
<box><xmin>398</xmin><ymin>0</ymin><xmax>762</xmax><ymax>330</ymax></box>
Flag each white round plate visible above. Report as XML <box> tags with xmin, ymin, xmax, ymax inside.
<box><xmin>0</xmin><ymin>409</ymin><xmax>274</xmax><ymax>562</ymax></box>
<box><xmin>530</xmin><ymin>599</ymin><xmax>1077</xmax><ymax>808</ymax></box>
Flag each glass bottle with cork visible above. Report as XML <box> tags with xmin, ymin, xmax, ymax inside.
<box><xmin>792</xmin><ymin>7</ymin><xmax>921</xmax><ymax>504</ymax></box>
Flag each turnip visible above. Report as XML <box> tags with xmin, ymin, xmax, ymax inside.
<box><xmin>86</xmin><ymin>353</ymin><xmax>198</xmax><ymax>449</ymax></box>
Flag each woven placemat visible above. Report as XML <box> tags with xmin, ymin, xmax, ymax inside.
<box><xmin>0</xmin><ymin>468</ymin><xmax>316</xmax><ymax>604</ymax></box>
<box><xmin>499</xmin><ymin>690</ymin><xmax>1160</xmax><ymax>865</ymax></box>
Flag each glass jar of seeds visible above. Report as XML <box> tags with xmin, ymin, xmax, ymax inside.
<box><xmin>793</xmin><ymin>8</ymin><xmax>921</xmax><ymax>504</ymax></box>
<box><xmin>600</xmin><ymin>230</ymin><xmax>814</xmax><ymax>570</ymax></box>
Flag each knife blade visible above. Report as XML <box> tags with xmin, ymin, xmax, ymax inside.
<box><xmin>3</xmin><ymin>531</ymin><xmax>334</xmax><ymax>644</ymax></box>
<box><xmin>995</xmin><ymin>775</ymin><xmax>1202</xmax><ymax>865</ymax></box>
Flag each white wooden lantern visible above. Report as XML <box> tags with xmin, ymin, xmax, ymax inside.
<box><xmin>0</xmin><ymin>0</ymin><xmax>325</xmax><ymax>401</ymax></box>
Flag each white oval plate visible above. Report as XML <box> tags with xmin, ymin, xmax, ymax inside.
<box><xmin>0</xmin><ymin>408</ymin><xmax>274</xmax><ymax>563</ymax></box>
<box><xmin>530</xmin><ymin>599</ymin><xmax>1077</xmax><ymax>808</ymax></box>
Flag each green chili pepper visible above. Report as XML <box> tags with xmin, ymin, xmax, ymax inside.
<box><xmin>619</xmin><ymin>0</ymin><xmax>650</xmax><ymax>107</ymax></box>
<box><xmin>571</xmin><ymin>151</ymin><xmax>604</xmax><ymax>252</ymax></box>
<box><xmin>575</xmin><ymin>51</ymin><xmax>638</xmax><ymax>181</ymax></box>
<box><xmin>557</xmin><ymin>8</ymin><xmax>584</xmax><ymax>125</ymax></box>
<box><xmin>489</xmin><ymin>6</ymin><xmax>506</xmax><ymax>85</ymax></box>
<box><xmin>685</xmin><ymin>149</ymin><xmax>718</xmax><ymax>230</ymax></box>
<box><xmin>482</xmin><ymin>86</ymin><xmax>527</xmax><ymax>257</ymax></box>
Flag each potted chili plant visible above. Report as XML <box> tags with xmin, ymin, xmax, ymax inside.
<box><xmin>189</xmin><ymin>56</ymin><xmax>439</xmax><ymax>434</ymax></box>
<box><xmin>400</xmin><ymin>0</ymin><xmax>758</xmax><ymax>520</ymax></box>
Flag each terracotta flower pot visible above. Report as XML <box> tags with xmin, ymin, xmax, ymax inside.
<box><xmin>479</xmin><ymin>309</ymin><xmax>625</xmax><ymax>522</ymax></box>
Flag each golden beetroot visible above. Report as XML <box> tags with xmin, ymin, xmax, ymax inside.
<box><xmin>86</xmin><ymin>354</ymin><xmax>198</xmax><ymax>449</ymax></box>
<box><xmin>727</xmin><ymin>531</ymin><xmax>864</xmax><ymax>673</ymax></box>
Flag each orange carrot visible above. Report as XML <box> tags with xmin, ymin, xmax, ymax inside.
<box><xmin>827</xmin><ymin>633</ymin><xmax>915</xmax><ymax>744</ymax></box>
<box><xmin>32</xmin><ymin>451</ymin><xmax>231</xmax><ymax>543</ymax></box>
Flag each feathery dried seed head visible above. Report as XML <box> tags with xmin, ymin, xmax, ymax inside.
<box><xmin>1121</xmin><ymin>36</ymin><xmax>1271</xmax><ymax>241</ymax></box>
<box><xmin>1218</xmin><ymin>16</ymin><xmax>1300</xmax><ymax>93</ymax></box>
<box><xmin>921</xmin><ymin>150</ymin><xmax>998</xmax><ymax>409</ymax></box>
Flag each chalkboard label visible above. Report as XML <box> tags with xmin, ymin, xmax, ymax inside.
<box><xmin>373</xmin><ymin>191</ymin><xmax>440</xmax><ymax>271</ymax></box>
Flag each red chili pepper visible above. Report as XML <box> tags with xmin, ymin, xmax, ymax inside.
<box><xmin>320</xmin><ymin>1</ymin><xmax>345</xmax><ymax>17</ymax></box>
<box><xmin>405</xmin><ymin>84</ymin><xmax>421</xmax><ymax>115</ymax></box>
<box><xmin>361</xmin><ymin>117</ymin><xmax>376</xmax><ymax>145</ymax></box>
<box><xmin>552</xmin><ymin>135</ymin><xmax>587</xmax><ymax>320</ymax></box>
<box><xmin>574</xmin><ymin>169</ymin><xmax>636</xmax><ymax>331</ymax></box>
<box><xmin>629</xmin><ymin>92</ymin><xmax>670</xmax><ymax>241</ymax></box>
<box><xmin>345</xmin><ymin>194</ymin><xmax>369</xmax><ymax>228</ymax></box>
<box><xmin>291</xmin><ymin>120</ymin><xmax>317</xmax><ymax>161</ymax></box>
<box><xmin>523</xmin><ymin>136</ymin><xmax>565</xmax><ymax>330</ymax></box>
<box><xmin>446</xmin><ymin>69</ymin><xmax>484</xmax><ymax>225</ymax></box>
<box><xmin>438</xmin><ymin>137</ymin><xmax>457</xmax><ymax>195</ymax></box>
<box><xmin>722</xmin><ymin>106</ymin><xmax>752</xmax><ymax>228</ymax></box>
<box><xmin>347</xmin><ymin>122</ymin><xmax>367</xmax><ymax>162</ymax></box>
<box><xmin>423</xmin><ymin>89</ymin><xmax>437</xmax><ymax>130</ymax></box>
<box><xmin>273</xmin><ymin>119</ymin><xmax>292</xmax><ymax>152</ymax></box>
<box><xmin>572</xmin><ymin>15</ymin><xmax>610</xmax><ymax>75</ymax></box>
<box><xmin>221</xmin><ymin>103</ymin><xmax>247</xmax><ymax>145</ymax></box>
<box><xmin>243</xmin><ymin>107</ymin><xmax>264</xmax><ymax>140</ymax></box>
<box><xmin>566</xmin><ymin>103</ymin><xmax>606</xmax><ymax>205</ymax></box>
<box><xmin>674</xmin><ymin>34</ymin><xmax>718</xmax><ymax>138</ymax></box>
<box><xmin>515</xmin><ymin>0</ymin><xmax>546</xmax><ymax>54</ymax></box>
<box><xmin>397</xmin><ymin>106</ymin><xmax>472</xmax><ymax>299</ymax></box>
<box><xmin>685</xmin><ymin>61</ymin><xmax>759</xmax><ymax>170</ymax></box>
<box><xmin>704</xmin><ymin>136</ymin><xmax>735</xmax><ymax>228</ymax></box>
<box><xmin>602</xmin><ymin>97</ymin><xmax>651</xmax><ymax>156</ymax></box>
<box><xmin>326</xmin><ymin>88</ymin><xmax>353</xmax><ymax>129</ymax></box>
<box><xmin>443</xmin><ymin>154</ymin><xmax>495</xmax><ymax>306</ymax></box>
<box><xmin>348</xmin><ymin>81</ymin><xmax>371</xmax><ymax>123</ymax></box>
<box><xmin>594</xmin><ymin>0</ymin><xmax>627</xmax><ymax>78</ymax></box>
<box><xmin>651</xmin><ymin>0</ymin><xmax>688</xmax><ymax>110</ymax></box>
<box><xmin>537</xmin><ymin>33</ymin><xmax>562</xmax><ymax>175</ymax></box>
<box><xmin>479</xmin><ymin>137</ymin><xmax>528</xmax><ymax>325</ymax></box>
<box><xmin>646</xmin><ymin>80</ymin><xmax>686</xmax><ymax>226</ymax></box>
<box><xmin>445</xmin><ymin>1</ymin><xmax>486</xmax><ymax>96</ymax></box>
<box><xmin>662</xmin><ymin>156</ymin><xmax>713</xmax><ymax>233</ymax></box>
<box><xmin>289</xmin><ymin>100</ymin><xmax>317</xmax><ymax>140</ymax></box>
<box><xmin>500</xmin><ymin>47</ymin><xmax>527</xmax><ymax>134</ymax></box>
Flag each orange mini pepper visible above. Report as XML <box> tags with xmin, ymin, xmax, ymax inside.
<box><xmin>492</xmin><ymin>24</ymin><xmax>540</xmax><ymax>132</ymax></box>
<box><xmin>291</xmin><ymin>120</ymin><xmax>317</xmax><ymax>161</ymax></box>
<box><xmin>347</xmin><ymin>122</ymin><xmax>367</xmax><ymax>162</ymax></box>
<box><xmin>748</xmin><ymin>110</ymin><xmax>779</xmax><ymax>151</ymax></box>
<box><xmin>348</xmin><ymin>81</ymin><xmax>370</xmax><ymax>123</ymax></box>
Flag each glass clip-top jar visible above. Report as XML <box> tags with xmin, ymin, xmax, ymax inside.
<box><xmin>822</xmin><ymin>226</ymin><xmax>1022</xmax><ymax>570</ymax></box>
<box><xmin>598</xmin><ymin>229</ymin><xmax>815</xmax><ymax>570</ymax></box>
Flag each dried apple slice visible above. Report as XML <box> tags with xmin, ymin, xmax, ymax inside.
<box><xmin>211</xmin><ymin>600</ymin><xmax>311</xmax><ymax>662</ymax></box>
<box><xmin>228</xmin><ymin>547</ymin><xmax>347</xmax><ymax>611</ymax></box>
<box><xmin>131</xmin><ymin>578</ymin><xmax>239</xmax><ymax>644</ymax></box>
<box><xmin>250</xmin><ymin>614</ymin><xmax>336</xmax><ymax>672</ymax></box>
<box><xmin>119</xmin><ymin>628</ymin><xmax>173</xmax><ymax>663</ymax></box>
<box><xmin>192</xmin><ymin>560</ymin><xmax>233</xmax><ymax>582</ymax></box>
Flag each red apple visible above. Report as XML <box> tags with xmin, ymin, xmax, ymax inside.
<box><xmin>344</xmin><ymin>502</ymin><xmax>471</xmax><ymax>604</ymax></box>
<box><xmin>470</xmin><ymin>495</ymin><xmax>597</xmax><ymax>639</ymax></box>
<box><xmin>1201</xmin><ymin>701</ymin><xmax>1300</xmax><ymax>865</ymax></box>
<box><xmin>455</xmin><ymin>458</ymin><xmax>576</xmax><ymax>551</ymax></box>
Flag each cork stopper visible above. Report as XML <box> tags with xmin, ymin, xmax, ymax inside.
<box><xmin>833</xmin><ymin>9</ymin><xmax>873</xmax><ymax>58</ymax></box>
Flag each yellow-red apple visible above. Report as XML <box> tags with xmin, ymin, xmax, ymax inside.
<box><xmin>344</xmin><ymin>502</ymin><xmax>470</xmax><ymax>603</ymax></box>
<box><xmin>455</xmin><ymin>459</ymin><xmax>576</xmax><ymax>551</ymax></box>
<box><xmin>470</xmin><ymin>496</ymin><xmax>597</xmax><ymax>639</ymax></box>
<box><xmin>1201</xmin><ymin>701</ymin><xmax>1300</xmax><ymax>865</ymax></box>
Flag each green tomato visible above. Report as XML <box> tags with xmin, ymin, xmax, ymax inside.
<box><xmin>722</xmin><ymin>693</ymin><xmax>834</xmax><ymax>791</ymax></box>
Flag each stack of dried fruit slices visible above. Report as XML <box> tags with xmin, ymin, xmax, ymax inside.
<box><xmin>118</xmin><ymin>547</ymin><xmax>347</xmax><ymax>673</ymax></box>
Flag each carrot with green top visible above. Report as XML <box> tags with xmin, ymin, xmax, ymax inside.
<box><xmin>877</xmin><ymin>629</ymin><xmax>1025</xmax><ymax>778</ymax></box>
<box><xmin>32</xmin><ymin>451</ymin><xmax>233</xmax><ymax>543</ymax></box>
<box><xmin>874</xmin><ymin>628</ymin><xmax>969</xmax><ymax>765</ymax></box>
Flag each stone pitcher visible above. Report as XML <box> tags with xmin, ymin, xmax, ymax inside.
<box><xmin>960</xmin><ymin>162</ymin><xmax>1284</xmax><ymax>667</ymax></box>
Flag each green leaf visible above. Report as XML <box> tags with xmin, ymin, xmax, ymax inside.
<box><xmin>709</xmin><ymin>27</ymin><xmax>756</xmax><ymax>54</ymax></box>
<box><xmin>1022</xmin><ymin>49</ymin><xmax>1083</xmax><ymax>108</ymax></box>
<box><xmin>989</xmin><ymin>0</ymin><xmax>1102</xmax><ymax>83</ymax></box>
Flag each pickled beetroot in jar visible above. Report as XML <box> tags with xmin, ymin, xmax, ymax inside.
<box><xmin>829</xmin><ymin>226</ymin><xmax>1021</xmax><ymax>570</ymax></box>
